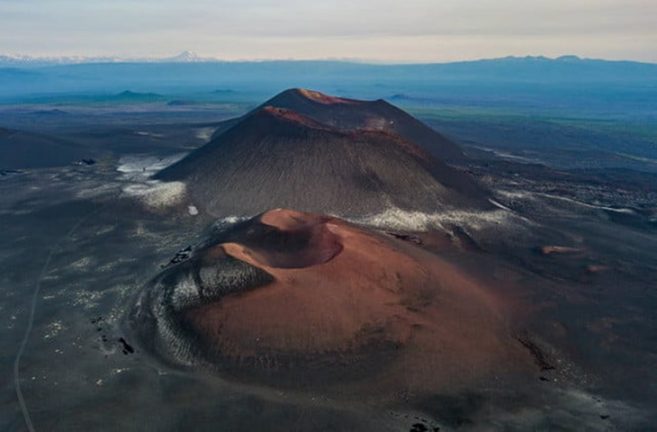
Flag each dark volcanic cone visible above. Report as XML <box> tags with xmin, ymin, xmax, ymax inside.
<box><xmin>129</xmin><ymin>209</ymin><xmax>529</xmax><ymax>395</ymax></box>
<box><xmin>156</xmin><ymin>106</ymin><xmax>489</xmax><ymax>217</ymax></box>
<box><xmin>259</xmin><ymin>88</ymin><xmax>465</xmax><ymax>161</ymax></box>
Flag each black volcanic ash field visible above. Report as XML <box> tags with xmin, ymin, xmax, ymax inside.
<box><xmin>2</xmin><ymin>90</ymin><xmax>657</xmax><ymax>431</ymax></box>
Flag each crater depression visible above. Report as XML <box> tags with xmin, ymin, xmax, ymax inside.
<box><xmin>129</xmin><ymin>209</ymin><xmax>529</xmax><ymax>396</ymax></box>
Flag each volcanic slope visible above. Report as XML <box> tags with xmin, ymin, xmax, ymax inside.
<box><xmin>156</xmin><ymin>106</ymin><xmax>489</xmax><ymax>217</ymax></box>
<box><xmin>255</xmin><ymin>88</ymin><xmax>466</xmax><ymax>161</ymax></box>
<box><xmin>130</xmin><ymin>209</ymin><xmax>529</xmax><ymax>395</ymax></box>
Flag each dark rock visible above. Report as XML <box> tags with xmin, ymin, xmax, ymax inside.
<box><xmin>387</xmin><ymin>232</ymin><xmax>423</xmax><ymax>245</ymax></box>
<box><xmin>162</xmin><ymin>245</ymin><xmax>193</xmax><ymax>268</ymax></box>
<box><xmin>515</xmin><ymin>335</ymin><xmax>555</xmax><ymax>371</ymax></box>
<box><xmin>410</xmin><ymin>423</ymin><xmax>428</xmax><ymax>432</ymax></box>
<box><xmin>118</xmin><ymin>337</ymin><xmax>135</xmax><ymax>355</ymax></box>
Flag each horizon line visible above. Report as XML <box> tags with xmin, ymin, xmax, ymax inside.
<box><xmin>2</xmin><ymin>52</ymin><xmax>657</xmax><ymax>66</ymax></box>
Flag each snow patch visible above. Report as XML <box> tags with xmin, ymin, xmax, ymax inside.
<box><xmin>351</xmin><ymin>206</ymin><xmax>519</xmax><ymax>231</ymax></box>
<box><xmin>70</xmin><ymin>256</ymin><xmax>94</xmax><ymax>270</ymax></box>
<box><xmin>213</xmin><ymin>216</ymin><xmax>246</xmax><ymax>227</ymax></box>
<box><xmin>117</xmin><ymin>154</ymin><xmax>188</xmax><ymax>209</ymax></box>
<box><xmin>195</xmin><ymin>127</ymin><xmax>215</xmax><ymax>141</ymax></box>
<box><xmin>489</xmin><ymin>198</ymin><xmax>513</xmax><ymax>211</ymax></box>
<box><xmin>117</xmin><ymin>153</ymin><xmax>185</xmax><ymax>180</ymax></box>
<box><xmin>122</xmin><ymin>181</ymin><xmax>186</xmax><ymax>209</ymax></box>
<box><xmin>135</xmin><ymin>131</ymin><xmax>164</xmax><ymax>138</ymax></box>
<box><xmin>43</xmin><ymin>320</ymin><xmax>65</xmax><ymax>339</ymax></box>
<box><xmin>525</xmin><ymin>191</ymin><xmax>638</xmax><ymax>215</ymax></box>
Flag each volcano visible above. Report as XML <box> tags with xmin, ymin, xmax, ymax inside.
<box><xmin>130</xmin><ymin>209</ymin><xmax>527</xmax><ymax>394</ymax></box>
<box><xmin>258</xmin><ymin>88</ymin><xmax>465</xmax><ymax>161</ymax></box>
<box><xmin>156</xmin><ymin>103</ymin><xmax>489</xmax><ymax>217</ymax></box>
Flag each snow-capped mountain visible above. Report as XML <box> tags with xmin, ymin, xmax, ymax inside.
<box><xmin>0</xmin><ymin>51</ymin><xmax>218</xmax><ymax>66</ymax></box>
<box><xmin>162</xmin><ymin>51</ymin><xmax>210</xmax><ymax>63</ymax></box>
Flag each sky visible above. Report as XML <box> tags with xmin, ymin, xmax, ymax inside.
<box><xmin>1</xmin><ymin>0</ymin><xmax>656</xmax><ymax>63</ymax></box>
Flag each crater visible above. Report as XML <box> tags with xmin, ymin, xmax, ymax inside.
<box><xmin>297</xmin><ymin>88</ymin><xmax>357</xmax><ymax>105</ymax></box>
<box><xmin>128</xmin><ymin>209</ymin><xmax>530</xmax><ymax>395</ymax></box>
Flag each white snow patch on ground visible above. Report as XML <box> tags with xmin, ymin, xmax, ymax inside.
<box><xmin>195</xmin><ymin>127</ymin><xmax>216</xmax><ymax>141</ymax></box>
<box><xmin>117</xmin><ymin>154</ymin><xmax>189</xmax><ymax>209</ymax></box>
<box><xmin>71</xmin><ymin>289</ymin><xmax>104</xmax><ymax>309</ymax></box>
<box><xmin>496</xmin><ymin>190</ymin><xmax>534</xmax><ymax>200</ymax></box>
<box><xmin>497</xmin><ymin>189</ymin><xmax>638</xmax><ymax>215</ymax></box>
<box><xmin>43</xmin><ymin>320</ymin><xmax>65</xmax><ymax>339</ymax></box>
<box><xmin>188</xmin><ymin>205</ymin><xmax>199</xmax><ymax>216</ymax></box>
<box><xmin>70</xmin><ymin>256</ymin><xmax>94</xmax><ymax>270</ymax></box>
<box><xmin>122</xmin><ymin>181</ymin><xmax>186</xmax><ymax>209</ymax></box>
<box><xmin>536</xmin><ymin>192</ymin><xmax>638</xmax><ymax>214</ymax></box>
<box><xmin>117</xmin><ymin>153</ymin><xmax>185</xmax><ymax>180</ymax></box>
<box><xmin>135</xmin><ymin>131</ymin><xmax>164</xmax><ymax>138</ymax></box>
<box><xmin>489</xmin><ymin>198</ymin><xmax>513</xmax><ymax>211</ymax></box>
<box><xmin>351</xmin><ymin>206</ymin><xmax>519</xmax><ymax>232</ymax></box>
<box><xmin>215</xmin><ymin>216</ymin><xmax>246</xmax><ymax>226</ymax></box>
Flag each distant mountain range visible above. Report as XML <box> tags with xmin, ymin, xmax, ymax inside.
<box><xmin>1</xmin><ymin>52</ymin><xmax>655</xmax><ymax>67</ymax></box>
<box><xmin>0</xmin><ymin>50</ymin><xmax>214</xmax><ymax>66</ymax></box>
<box><xmin>1</xmin><ymin>55</ymin><xmax>656</xmax><ymax>117</ymax></box>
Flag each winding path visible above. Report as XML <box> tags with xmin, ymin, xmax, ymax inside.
<box><xmin>13</xmin><ymin>200</ymin><xmax>107</xmax><ymax>432</ymax></box>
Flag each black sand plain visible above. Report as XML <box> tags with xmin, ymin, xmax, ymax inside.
<box><xmin>1</xmin><ymin>94</ymin><xmax>656</xmax><ymax>431</ymax></box>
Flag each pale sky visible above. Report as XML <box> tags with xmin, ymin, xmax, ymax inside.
<box><xmin>1</xmin><ymin>0</ymin><xmax>656</xmax><ymax>62</ymax></box>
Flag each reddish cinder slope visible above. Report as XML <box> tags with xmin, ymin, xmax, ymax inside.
<box><xmin>132</xmin><ymin>209</ymin><xmax>531</xmax><ymax>397</ymax></box>
<box><xmin>260</xmin><ymin>88</ymin><xmax>466</xmax><ymax>161</ymax></box>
